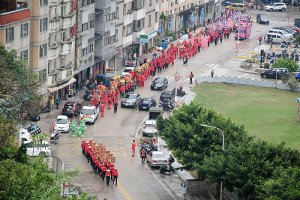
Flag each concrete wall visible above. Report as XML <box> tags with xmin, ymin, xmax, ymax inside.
<box><xmin>196</xmin><ymin>76</ymin><xmax>300</xmax><ymax>92</ymax></box>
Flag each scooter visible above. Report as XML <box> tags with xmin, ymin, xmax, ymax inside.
<box><xmin>50</xmin><ymin>129</ymin><xmax>60</xmax><ymax>141</ymax></box>
<box><xmin>160</xmin><ymin>163</ymin><xmax>174</xmax><ymax>174</ymax></box>
<box><xmin>159</xmin><ymin>99</ymin><xmax>173</xmax><ymax>111</ymax></box>
<box><xmin>173</xmin><ymin>87</ymin><xmax>186</xmax><ymax>97</ymax></box>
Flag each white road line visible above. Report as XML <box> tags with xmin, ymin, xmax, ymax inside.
<box><xmin>135</xmin><ymin>115</ymin><xmax>148</xmax><ymax>139</ymax></box>
<box><xmin>208</xmin><ymin>64</ymin><xmax>215</xmax><ymax>68</ymax></box>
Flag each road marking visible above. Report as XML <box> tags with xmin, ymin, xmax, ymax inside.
<box><xmin>235</xmin><ymin>56</ymin><xmax>253</xmax><ymax>59</ymax></box>
<box><xmin>245</xmin><ymin>52</ymin><xmax>259</xmax><ymax>54</ymax></box>
<box><xmin>238</xmin><ymin>74</ymin><xmax>248</xmax><ymax>78</ymax></box>
<box><xmin>135</xmin><ymin>114</ymin><xmax>148</xmax><ymax>139</ymax></box>
<box><xmin>118</xmin><ymin>183</ymin><xmax>132</xmax><ymax>200</ymax></box>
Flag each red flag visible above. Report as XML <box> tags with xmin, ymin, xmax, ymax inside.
<box><xmin>72</xmin><ymin>0</ymin><xmax>77</xmax><ymax>11</ymax></box>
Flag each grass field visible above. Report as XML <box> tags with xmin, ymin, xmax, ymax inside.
<box><xmin>192</xmin><ymin>83</ymin><xmax>300</xmax><ymax>150</ymax></box>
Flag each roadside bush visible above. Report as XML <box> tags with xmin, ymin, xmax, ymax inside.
<box><xmin>273</xmin><ymin>58</ymin><xmax>298</xmax><ymax>72</ymax></box>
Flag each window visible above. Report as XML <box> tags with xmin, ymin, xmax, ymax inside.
<box><xmin>40</xmin><ymin>0</ymin><xmax>48</xmax><ymax>6</ymax></box>
<box><xmin>116</xmin><ymin>7</ymin><xmax>119</xmax><ymax>19</ymax></box>
<box><xmin>40</xmin><ymin>18</ymin><xmax>48</xmax><ymax>32</ymax></box>
<box><xmin>134</xmin><ymin>19</ymin><xmax>144</xmax><ymax>32</ymax></box>
<box><xmin>82</xmin><ymin>22</ymin><xmax>89</xmax><ymax>31</ymax></box>
<box><xmin>133</xmin><ymin>0</ymin><xmax>144</xmax><ymax>10</ymax></box>
<box><xmin>149</xmin><ymin>0</ymin><xmax>152</xmax><ymax>6</ymax></box>
<box><xmin>60</xmin><ymin>57</ymin><xmax>65</xmax><ymax>66</ymax></box>
<box><xmin>20</xmin><ymin>50</ymin><xmax>28</xmax><ymax>61</ymax></box>
<box><xmin>6</xmin><ymin>27</ymin><xmax>14</xmax><ymax>42</ymax></box>
<box><xmin>89</xmin><ymin>20</ymin><xmax>94</xmax><ymax>28</ymax></box>
<box><xmin>126</xmin><ymin>23</ymin><xmax>133</xmax><ymax>36</ymax></box>
<box><xmin>123</xmin><ymin>4</ymin><xmax>126</xmax><ymax>15</ymax></box>
<box><xmin>21</xmin><ymin>23</ymin><xmax>28</xmax><ymax>37</ymax></box>
<box><xmin>114</xmin><ymin>29</ymin><xmax>118</xmax><ymax>42</ymax></box>
<box><xmin>39</xmin><ymin>69</ymin><xmax>47</xmax><ymax>83</ymax></box>
<box><xmin>122</xmin><ymin>26</ymin><xmax>125</xmax><ymax>37</ymax></box>
<box><xmin>61</xmin><ymin>31</ymin><xmax>66</xmax><ymax>41</ymax></box>
<box><xmin>54</xmin><ymin>6</ymin><xmax>57</xmax><ymax>16</ymax></box>
<box><xmin>61</xmin><ymin>5</ymin><xmax>66</xmax><ymax>16</ymax></box>
<box><xmin>39</xmin><ymin>43</ymin><xmax>47</xmax><ymax>58</ymax></box>
<box><xmin>155</xmin><ymin>12</ymin><xmax>158</xmax><ymax>22</ymax></box>
<box><xmin>148</xmin><ymin>15</ymin><xmax>151</xmax><ymax>27</ymax></box>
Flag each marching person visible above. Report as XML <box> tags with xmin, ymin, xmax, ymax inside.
<box><xmin>105</xmin><ymin>169</ymin><xmax>111</xmax><ymax>186</ymax></box>
<box><xmin>100</xmin><ymin>103</ymin><xmax>105</xmax><ymax>117</ymax></box>
<box><xmin>114</xmin><ymin>100</ymin><xmax>118</xmax><ymax>113</ymax></box>
<box><xmin>112</xmin><ymin>168</ymin><xmax>118</xmax><ymax>186</ymax></box>
<box><xmin>132</xmin><ymin>139</ymin><xmax>137</xmax><ymax>157</ymax></box>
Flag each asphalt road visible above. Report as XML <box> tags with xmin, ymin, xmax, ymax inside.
<box><xmin>47</xmin><ymin>7</ymin><xmax>300</xmax><ymax>200</ymax></box>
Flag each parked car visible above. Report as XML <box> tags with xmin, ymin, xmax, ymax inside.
<box><xmin>151</xmin><ymin>77</ymin><xmax>168</xmax><ymax>90</ymax></box>
<box><xmin>272</xmin><ymin>27</ymin><xmax>297</xmax><ymax>37</ymax></box>
<box><xmin>121</xmin><ymin>92</ymin><xmax>142</xmax><ymax>108</ymax></box>
<box><xmin>62</xmin><ymin>185</ymin><xmax>80</xmax><ymax>198</ymax></box>
<box><xmin>139</xmin><ymin>98</ymin><xmax>157</xmax><ymax>111</ymax></box>
<box><xmin>296</xmin><ymin>73</ymin><xmax>300</xmax><ymax>81</ymax></box>
<box><xmin>264</xmin><ymin>33</ymin><xmax>285</xmax><ymax>44</ymax></box>
<box><xmin>265</xmin><ymin>2</ymin><xmax>287</xmax><ymax>11</ymax></box>
<box><xmin>54</xmin><ymin>115</ymin><xmax>70</xmax><ymax>133</ymax></box>
<box><xmin>261</xmin><ymin>68</ymin><xmax>289</xmax><ymax>79</ymax></box>
<box><xmin>286</xmin><ymin>25</ymin><xmax>300</xmax><ymax>33</ymax></box>
<box><xmin>257</xmin><ymin>14</ymin><xmax>269</xmax><ymax>24</ymax></box>
<box><xmin>143</xmin><ymin>120</ymin><xmax>158</xmax><ymax>137</ymax></box>
<box><xmin>222</xmin><ymin>0</ymin><xmax>232</xmax><ymax>6</ymax></box>
<box><xmin>146</xmin><ymin>151</ymin><xmax>168</xmax><ymax>167</ymax></box>
<box><xmin>226</xmin><ymin>3</ymin><xmax>247</xmax><ymax>12</ymax></box>
<box><xmin>80</xmin><ymin>106</ymin><xmax>98</xmax><ymax>124</ymax></box>
<box><xmin>62</xmin><ymin>102</ymin><xmax>82</xmax><ymax>117</ymax></box>
<box><xmin>160</xmin><ymin>90</ymin><xmax>175</xmax><ymax>106</ymax></box>
<box><xmin>122</xmin><ymin>67</ymin><xmax>135</xmax><ymax>77</ymax></box>
<box><xmin>267</xmin><ymin>29</ymin><xmax>293</xmax><ymax>39</ymax></box>
<box><xmin>24</xmin><ymin>141</ymin><xmax>51</xmax><ymax>157</ymax></box>
<box><xmin>84</xmin><ymin>90</ymin><xmax>93</xmax><ymax>100</ymax></box>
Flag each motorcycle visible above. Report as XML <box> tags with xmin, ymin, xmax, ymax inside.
<box><xmin>173</xmin><ymin>87</ymin><xmax>186</xmax><ymax>97</ymax></box>
<box><xmin>160</xmin><ymin>163</ymin><xmax>174</xmax><ymax>174</ymax></box>
<box><xmin>159</xmin><ymin>99</ymin><xmax>174</xmax><ymax>111</ymax></box>
<box><xmin>141</xmin><ymin>141</ymin><xmax>158</xmax><ymax>154</ymax></box>
<box><xmin>50</xmin><ymin>129</ymin><xmax>60</xmax><ymax>141</ymax></box>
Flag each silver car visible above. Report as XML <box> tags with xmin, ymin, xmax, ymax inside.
<box><xmin>121</xmin><ymin>92</ymin><xmax>141</xmax><ymax>108</ymax></box>
<box><xmin>143</xmin><ymin>120</ymin><xmax>158</xmax><ymax>137</ymax></box>
<box><xmin>146</xmin><ymin>151</ymin><xmax>168</xmax><ymax>167</ymax></box>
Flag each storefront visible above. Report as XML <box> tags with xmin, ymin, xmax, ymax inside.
<box><xmin>139</xmin><ymin>31</ymin><xmax>157</xmax><ymax>54</ymax></box>
<box><xmin>47</xmin><ymin>78</ymin><xmax>76</xmax><ymax>100</ymax></box>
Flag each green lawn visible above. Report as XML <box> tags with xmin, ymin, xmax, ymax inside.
<box><xmin>192</xmin><ymin>83</ymin><xmax>300</xmax><ymax>150</ymax></box>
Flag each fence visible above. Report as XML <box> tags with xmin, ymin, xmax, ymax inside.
<box><xmin>52</xmin><ymin>154</ymin><xmax>64</xmax><ymax>173</ymax></box>
<box><xmin>196</xmin><ymin>76</ymin><xmax>300</xmax><ymax>92</ymax></box>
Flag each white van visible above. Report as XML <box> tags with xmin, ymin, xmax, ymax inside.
<box><xmin>24</xmin><ymin>141</ymin><xmax>51</xmax><ymax>157</ymax></box>
<box><xmin>80</xmin><ymin>106</ymin><xmax>98</xmax><ymax>124</ymax></box>
<box><xmin>267</xmin><ymin>29</ymin><xmax>293</xmax><ymax>39</ymax></box>
<box><xmin>264</xmin><ymin>33</ymin><xmax>285</xmax><ymax>44</ymax></box>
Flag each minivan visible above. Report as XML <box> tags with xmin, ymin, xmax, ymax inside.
<box><xmin>80</xmin><ymin>106</ymin><xmax>98</xmax><ymax>124</ymax></box>
<box><xmin>267</xmin><ymin>29</ymin><xmax>293</xmax><ymax>39</ymax></box>
<box><xmin>264</xmin><ymin>33</ymin><xmax>284</xmax><ymax>44</ymax></box>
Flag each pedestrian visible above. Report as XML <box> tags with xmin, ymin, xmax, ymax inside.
<box><xmin>56</xmin><ymin>97</ymin><xmax>60</xmax><ymax>109</ymax></box>
<box><xmin>248</xmin><ymin>2</ymin><xmax>251</xmax><ymax>11</ymax></box>
<box><xmin>113</xmin><ymin>100</ymin><xmax>118</xmax><ymax>113</ymax></box>
<box><xmin>50</xmin><ymin>96</ymin><xmax>54</xmax><ymax>109</ymax></box>
<box><xmin>259</xmin><ymin>36</ymin><xmax>263</xmax><ymax>45</ymax></box>
<box><xmin>220</xmin><ymin>34</ymin><xmax>223</xmax><ymax>43</ymax></box>
<box><xmin>211</xmin><ymin>69</ymin><xmax>214</xmax><ymax>78</ymax></box>
<box><xmin>132</xmin><ymin>139</ymin><xmax>137</xmax><ymax>157</ymax></box>
<box><xmin>105</xmin><ymin>169</ymin><xmax>111</xmax><ymax>186</ymax></box>
<box><xmin>189</xmin><ymin>72</ymin><xmax>194</xmax><ymax>84</ymax></box>
<box><xmin>112</xmin><ymin>168</ymin><xmax>118</xmax><ymax>186</ymax></box>
<box><xmin>193</xmin><ymin>24</ymin><xmax>196</xmax><ymax>33</ymax></box>
<box><xmin>140</xmin><ymin>148</ymin><xmax>146</xmax><ymax>164</ymax></box>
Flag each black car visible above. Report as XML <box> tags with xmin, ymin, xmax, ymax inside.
<box><xmin>84</xmin><ymin>90</ymin><xmax>92</xmax><ymax>100</ymax></box>
<box><xmin>222</xmin><ymin>0</ymin><xmax>231</xmax><ymax>6</ymax></box>
<box><xmin>257</xmin><ymin>14</ymin><xmax>269</xmax><ymax>24</ymax></box>
<box><xmin>151</xmin><ymin>77</ymin><xmax>168</xmax><ymax>90</ymax></box>
<box><xmin>160</xmin><ymin>90</ymin><xmax>175</xmax><ymax>106</ymax></box>
<box><xmin>139</xmin><ymin>98</ymin><xmax>157</xmax><ymax>111</ymax></box>
<box><xmin>62</xmin><ymin>102</ymin><xmax>82</xmax><ymax>117</ymax></box>
<box><xmin>261</xmin><ymin>68</ymin><xmax>289</xmax><ymax>79</ymax></box>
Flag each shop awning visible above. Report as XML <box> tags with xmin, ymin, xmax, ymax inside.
<box><xmin>140</xmin><ymin>31</ymin><xmax>158</xmax><ymax>43</ymax></box>
<box><xmin>47</xmin><ymin>78</ymin><xmax>76</xmax><ymax>93</ymax></box>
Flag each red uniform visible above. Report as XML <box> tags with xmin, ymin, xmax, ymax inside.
<box><xmin>107</xmin><ymin>97</ymin><xmax>112</xmax><ymax>109</ymax></box>
<box><xmin>101</xmin><ymin>103</ymin><xmax>105</xmax><ymax>117</ymax></box>
<box><xmin>132</xmin><ymin>140</ymin><xmax>136</xmax><ymax>156</ymax></box>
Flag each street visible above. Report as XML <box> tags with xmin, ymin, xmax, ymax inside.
<box><xmin>39</xmin><ymin>7</ymin><xmax>300</xmax><ymax>200</ymax></box>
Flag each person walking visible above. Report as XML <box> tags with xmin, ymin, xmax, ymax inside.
<box><xmin>50</xmin><ymin>97</ymin><xmax>54</xmax><ymax>109</ymax></box>
<box><xmin>112</xmin><ymin>168</ymin><xmax>118</xmax><ymax>186</ymax></box>
<box><xmin>259</xmin><ymin>36</ymin><xmax>263</xmax><ymax>45</ymax></box>
<box><xmin>211</xmin><ymin>69</ymin><xmax>214</xmax><ymax>78</ymax></box>
<box><xmin>193</xmin><ymin>25</ymin><xmax>196</xmax><ymax>33</ymax></box>
<box><xmin>140</xmin><ymin>148</ymin><xmax>146</xmax><ymax>164</ymax></box>
<box><xmin>56</xmin><ymin>97</ymin><xmax>60</xmax><ymax>109</ymax></box>
<box><xmin>100</xmin><ymin>103</ymin><xmax>105</xmax><ymax>117</ymax></box>
<box><xmin>248</xmin><ymin>2</ymin><xmax>251</xmax><ymax>11</ymax></box>
<box><xmin>190</xmin><ymin>72</ymin><xmax>194</xmax><ymax>84</ymax></box>
<box><xmin>132</xmin><ymin>139</ymin><xmax>137</xmax><ymax>157</ymax></box>
<box><xmin>105</xmin><ymin>169</ymin><xmax>111</xmax><ymax>186</ymax></box>
<box><xmin>113</xmin><ymin>100</ymin><xmax>118</xmax><ymax>113</ymax></box>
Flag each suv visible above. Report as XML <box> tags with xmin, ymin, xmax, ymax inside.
<box><xmin>80</xmin><ymin>106</ymin><xmax>98</xmax><ymax>124</ymax></box>
<box><xmin>261</xmin><ymin>68</ymin><xmax>289</xmax><ymax>79</ymax></box>
<box><xmin>267</xmin><ymin>29</ymin><xmax>293</xmax><ymax>39</ymax></box>
<box><xmin>160</xmin><ymin>90</ymin><xmax>175</xmax><ymax>106</ymax></box>
<box><xmin>62</xmin><ymin>102</ymin><xmax>82</xmax><ymax>117</ymax></box>
<box><xmin>265</xmin><ymin>3</ymin><xmax>287</xmax><ymax>12</ymax></box>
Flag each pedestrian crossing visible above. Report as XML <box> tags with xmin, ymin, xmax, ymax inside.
<box><xmin>269</xmin><ymin>20</ymin><xmax>288</xmax><ymax>25</ymax></box>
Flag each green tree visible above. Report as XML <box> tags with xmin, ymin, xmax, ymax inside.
<box><xmin>272</xmin><ymin>58</ymin><xmax>298</xmax><ymax>72</ymax></box>
<box><xmin>294</xmin><ymin>34</ymin><xmax>300</xmax><ymax>45</ymax></box>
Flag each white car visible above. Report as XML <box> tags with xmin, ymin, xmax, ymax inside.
<box><xmin>122</xmin><ymin>67</ymin><xmax>135</xmax><ymax>77</ymax></box>
<box><xmin>143</xmin><ymin>120</ymin><xmax>158</xmax><ymax>137</ymax></box>
<box><xmin>54</xmin><ymin>115</ymin><xmax>70</xmax><ymax>133</ymax></box>
<box><xmin>146</xmin><ymin>151</ymin><xmax>168</xmax><ymax>167</ymax></box>
<box><xmin>24</xmin><ymin>141</ymin><xmax>51</xmax><ymax>157</ymax></box>
<box><xmin>80</xmin><ymin>106</ymin><xmax>98</xmax><ymax>124</ymax></box>
<box><xmin>265</xmin><ymin>3</ymin><xmax>287</xmax><ymax>11</ymax></box>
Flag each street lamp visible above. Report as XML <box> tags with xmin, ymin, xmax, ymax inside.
<box><xmin>200</xmin><ymin>124</ymin><xmax>225</xmax><ymax>200</ymax></box>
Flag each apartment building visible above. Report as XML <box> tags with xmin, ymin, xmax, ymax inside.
<box><xmin>0</xmin><ymin>4</ymin><xmax>31</xmax><ymax>66</ymax></box>
<box><xmin>159</xmin><ymin>0</ymin><xmax>221</xmax><ymax>34</ymax></box>
<box><xmin>74</xmin><ymin>0</ymin><xmax>95</xmax><ymax>86</ymax></box>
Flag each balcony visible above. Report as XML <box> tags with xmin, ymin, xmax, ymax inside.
<box><xmin>49</xmin><ymin>0</ymin><xmax>60</xmax><ymax>5</ymax></box>
<box><xmin>49</xmin><ymin>18</ymin><xmax>60</xmax><ymax>33</ymax></box>
<box><xmin>49</xmin><ymin>43</ymin><xmax>60</xmax><ymax>60</ymax></box>
<box><xmin>59</xmin><ymin>40</ymin><xmax>74</xmax><ymax>56</ymax></box>
<box><xmin>60</xmin><ymin>16</ymin><xmax>75</xmax><ymax>30</ymax></box>
<box><xmin>61</xmin><ymin>12</ymin><xmax>76</xmax><ymax>19</ymax></box>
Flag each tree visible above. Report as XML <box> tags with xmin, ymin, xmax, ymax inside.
<box><xmin>272</xmin><ymin>58</ymin><xmax>298</xmax><ymax>72</ymax></box>
<box><xmin>294</xmin><ymin>34</ymin><xmax>300</xmax><ymax>45</ymax></box>
<box><xmin>287</xmin><ymin>79</ymin><xmax>299</xmax><ymax>91</ymax></box>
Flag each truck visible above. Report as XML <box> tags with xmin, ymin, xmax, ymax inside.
<box><xmin>235</xmin><ymin>22</ymin><xmax>252</xmax><ymax>40</ymax></box>
<box><xmin>148</xmin><ymin>107</ymin><xmax>162</xmax><ymax>120</ymax></box>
